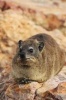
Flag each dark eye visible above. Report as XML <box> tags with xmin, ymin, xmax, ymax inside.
<box><xmin>28</xmin><ymin>47</ymin><xmax>34</xmax><ymax>53</ymax></box>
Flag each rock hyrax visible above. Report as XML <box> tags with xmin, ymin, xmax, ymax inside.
<box><xmin>12</xmin><ymin>33</ymin><xmax>65</xmax><ymax>83</ymax></box>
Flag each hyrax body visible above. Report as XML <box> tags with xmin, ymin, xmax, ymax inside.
<box><xmin>12</xmin><ymin>34</ymin><xmax>65</xmax><ymax>83</ymax></box>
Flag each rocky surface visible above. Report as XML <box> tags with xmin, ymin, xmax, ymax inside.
<box><xmin>0</xmin><ymin>0</ymin><xmax>66</xmax><ymax>100</ymax></box>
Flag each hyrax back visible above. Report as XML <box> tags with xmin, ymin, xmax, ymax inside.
<box><xmin>12</xmin><ymin>33</ymin><xmax>65</xmax><ymax>83</ymax></box>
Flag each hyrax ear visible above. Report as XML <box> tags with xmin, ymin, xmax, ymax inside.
<box><xmin>38</xmin><ymin>41</ymin><xmax>44</xmax><ymax>51</ymax></box>
<box><xmin>18</xmin><ymin>40</ymin><xmax>23</xmax><ymax>48</ymax></box>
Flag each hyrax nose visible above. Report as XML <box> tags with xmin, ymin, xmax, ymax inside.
<box><xmin>19</xmin><ymin>52</ymin><xmax>25</xmax><ymax>59</ymax></box>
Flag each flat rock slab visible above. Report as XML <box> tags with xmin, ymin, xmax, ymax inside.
<box><xmin>4</xmin><ymin>81</ymin><xmax>66</xmax><ymax>100</ymax></box>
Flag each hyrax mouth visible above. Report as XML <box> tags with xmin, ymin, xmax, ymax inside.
<box><xmin>22</xmin><ymin>64</ymin><xmax>31</xmax><ymax>68</ymax></box>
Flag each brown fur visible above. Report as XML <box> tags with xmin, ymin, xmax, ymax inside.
<box><xmin>12</xmin><ymin>33</ymin><xmax>65</xmax><ymax>83</ymax></box>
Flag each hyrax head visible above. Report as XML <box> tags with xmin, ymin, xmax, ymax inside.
<box><xmin>12</xmin><ymin>39</ymin><xmax>45</xmax><ymax>83</ymax></box>
<box><xmin>18</xmin><ymin>39</ymin><xmax>44</xmax><ymax>63</ymax></box>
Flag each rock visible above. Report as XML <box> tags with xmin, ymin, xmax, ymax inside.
<box><xmin>5</xmin><ymin>82</ymin><xmax>41</xmax><ymax>100</ymax></box>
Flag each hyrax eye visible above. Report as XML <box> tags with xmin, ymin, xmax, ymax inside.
<box><xmin>28</xmin><ymin>47</ymin><xmax>34</xmax><ymax>53</ymax></box>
